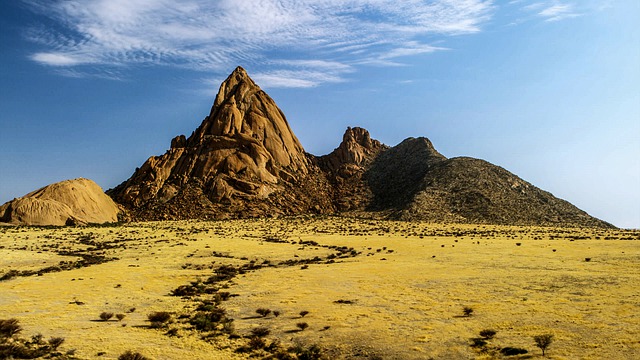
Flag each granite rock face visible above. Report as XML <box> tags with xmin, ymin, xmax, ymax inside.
<box><xmin>0</xmin><ymin>178</ymin><xmax>120</xmax><ymax>226</ymax></box>
<box><xmin>109</xmin><ymin>67</ymin><xmax>332</xmax><ymax>219</ymax></box>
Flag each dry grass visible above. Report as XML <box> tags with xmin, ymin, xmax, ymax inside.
<box><xmin>0</xmin><ymin>218</ymin><xmax>638</xmax><ymax>359</ymax></box>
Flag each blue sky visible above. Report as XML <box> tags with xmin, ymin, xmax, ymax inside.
<box><xmin>1</xmin><ymin>0</ymin><xmax>638</xmax><ymax>228</ymax></box>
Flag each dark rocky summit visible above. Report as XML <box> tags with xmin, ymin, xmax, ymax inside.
<box><xmin>108</xmin><ymin>67</ymin><xmax>612</xmax><ymax>227</ymax></box>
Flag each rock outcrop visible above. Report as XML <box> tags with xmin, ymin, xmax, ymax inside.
<box><xmin>0</xmin><ymin>178</ymin><xmax>120</xmax><ymax>226</ymax></box>
<box><xmin>316</xmin><ymin>127</ymin><xmax>387</xmax><ymax>211</ymax></box>
<box><xmin>108</xmin><ymin>66</ymin><xmax>612</xmax><ymax>228</ymax></box>
<box><xmin>108</xmin><ymin>67</ymin><xmax>334</xmax><ymax>220</ymax></box>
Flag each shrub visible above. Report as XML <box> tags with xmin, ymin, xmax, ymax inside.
<box><xmin>479</xmin><ymin>329</ymin><xmax>496</xmax><ymax>339</ymax></box>
<box><xmin>0</xmin><ymin>318</ymin><xmax>22</xmax><ymax>338</ymax></box>
<box><xmin>116</xmin><ymin>314</ymin><xmax>126</xmax><ymax>321</ymax></box>
<box><xmin>190</xmin><ymin>308</ymin><xmax>228</xmax><ymax>331</ymax></box>
<box><xmin>500</xmin><ymin>347</ymin><xmax>528</xmax><ymax>356</ymax></box>
<box><xmin>248</xmin><ymin>337</ymin><xmax>266</xmax><ymax>350</ymax></box>
<box><xmin>296</xmin><ymin>322</ymin><xmax>309</xmax><ymax>331</ymax></box>
<box><xmin>99</xmin><ymin>312</ymin><xmax>114</xmax><ymax>321</ymax></box>
<box><xmin>48</xmin><ymin>337</ymin><xmax>65</xmax><ymax>351</ymax></box>
<box><xmin>291</xmin><ymin>343</ymin><xmax>323</xmax><ymax>360</ymax></box>
<box><xmin>31</xmin><ymin>333</ymin><xmax>45</xmax><ymax>345</ymax></box>
<box><xmin>118</xmin><ymin>350</ymin><xmax>150</xmax><ymax>360</ymax></box>
<box><xmin>470</xmin><ymin>338</ymin><xmax>487</xmax><ymax>348</ymax></box>
<box><xmin>462</xmin><ymin>306</ymin><xmax>474</xmax><ymax>317</ymax></box>
<box><xmin>251</xmin><ymin>327</ymin><xmax>270</xmax><ymax>337</ymax></box>
<box><xmin>222</xmin><ymin>319</ymin><xmax>235</xmax><ymax>334</ymax></box>
<box><xmin>299</xmin><ymin>310</ymin><xmax>309</xmax><ymax>318</ymax></box>
<box><xmin>0</xmin><ymin>342</ymin><xmax>39</xmax><ymax>359</ymax></box>
<box><xmin>334</xmin><ymin>299</ymin><xmax>355</xmax><ymax>304</ymax></box>
<box><xmin>273</xmin><ymin>310</ymin><xmax>281</xmax><ymax>317</ymax></box>
<box><xmin>148</xmin><ymin>312</ymin><xmax>172</xmax><ymax>328</ymax></box>
<box><xmin>256</xmin><ymin>308</ymin><xmax>271</xmax><ymax>317</ymax></box>
<box><xmin>533</xmin><ymin>334</ymin><xmax>554</xmax><ymax>357</ymax></box>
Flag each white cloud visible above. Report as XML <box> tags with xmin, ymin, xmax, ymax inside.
<box><xmin>538</xmin><ymin>3</ymin><xmax>580</xmax><ymax>21</ymax></box>
<box><xmin>30</xmin><ymin>52</ymin><xmax>87</xmax><ymax>66</ymax></box>
<box><xmin>379</xmin><ymin>42</ymin><xmax>445</xmax><ymax>59</ymax></box>
<box><xmin>24</xmin><ymin>0</ymin><xmax>493</xmax><ymax>86</ymax></box>
<box><xmin>514</xmin><ymin>1</ymin><xmax>583</xmax><ymax>22</ymax></box>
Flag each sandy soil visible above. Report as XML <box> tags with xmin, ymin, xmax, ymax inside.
<box><xmin>0</xmin><ymin>218</ymin><xmax>638</xmax><ymax>359</ymax></box>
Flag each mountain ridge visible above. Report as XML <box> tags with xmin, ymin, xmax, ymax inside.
<box><xmin>106</xmin><ymin>66</ymin><xmax>612</xmax><ymax>228</ymax></box>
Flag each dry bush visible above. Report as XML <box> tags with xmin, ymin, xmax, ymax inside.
<box><xmin>479</xmin><ymin>329</ymin><xmax>496</xmax><ymax>339</ymax></box>
<box><xmin>99</xmin><ymin>312</ymin><xmax>114</xmax><ymax>321</ymax></box>
<box><xmin>256</xmin><ymin>308</ymin><xmax>271</xmax><ymax>317</ymax></box>
<box><xmin>148</xmin><ymin>312</ymin><xmax>172</xmax><ymax>328</ymax></box>
<box><xmin>251</xmin><ymin>327</ymin><xmax>270</xmax><ymax>337</ymax></box>
<box><xmin>118</xmin><ymin>350</ymin><xmax>150</xmax><ymax>360</ymax></box>
<box><xmin>48</xmin><ymin>336</ymin><xmax>65</xmax><ymax>350</ymax></box>
<box><xmin>0</xmin><ymin>318</ymin><xmax>22</xmax><ymax>338</ymax></box>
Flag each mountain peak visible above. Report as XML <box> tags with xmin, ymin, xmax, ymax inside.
<box><xmin>108</xmin><ymin>66</ymin><xmax>611</xmax><ymax>227</ymax></box>
<box><xmin>319</xmin><ymin>127</ymin><xmax>387</xmax><ymax>176</ymax></box>
<box><xmin>109</xmin><ymin>66</ymin><xmax>315</xmax><ymax>218</ymax></box>
<box><xmin>212</xmin><ymin>66</ymin><xmax>258</xmax><ymax>110</ymax></box>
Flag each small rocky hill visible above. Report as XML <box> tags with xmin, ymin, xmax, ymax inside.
<box><xmin>0</xmin><ymin>178</ymin><xmax>120</xmax><ymax>226</ymax></box>
<box><xmin>108</xmin><ymin>67</ymin><xmax>612</xmax><ymax>228</ymax></box>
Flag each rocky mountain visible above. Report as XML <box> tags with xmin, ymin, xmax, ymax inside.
<box><xmin>108</xmin><ymin>66</ymin><xmax>611</xmax><ymax>228</ymax></box>
<box><xmin>0</xmin><ymin>178</ymin><xmax>120</xmax><ymax>226</ymax></box>
<box><xmin>109</xmin><ymin>67</ymin><xmax>334</xmax><ymax>220</ymax></box>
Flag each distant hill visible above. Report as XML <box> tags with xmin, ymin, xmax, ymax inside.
<box><xmin>107</xmin><ymin>67</ymin><xmax>612</xmax><ymax>228</ymax></box>
<box><xmin>0</xmin><ymin>178</ymin><xmax>120</xmax><ymax>226</ymax></box>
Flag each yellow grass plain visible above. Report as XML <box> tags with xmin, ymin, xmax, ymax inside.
<box><xmin>1</xmin><ymin>217</ymin><xmax>638</xmax><ymax>359</ymax></box>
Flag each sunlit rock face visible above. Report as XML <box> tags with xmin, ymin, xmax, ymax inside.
<box><xmin>108</xmin><ymin>67</ymin><xmax>612</xmax><ymax>228</ymax></box>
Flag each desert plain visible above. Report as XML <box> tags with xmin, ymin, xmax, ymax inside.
<box><xmin>1</xmin><ymin>217</ymin><xmax>638</xmax><ymax>359</ymax></box>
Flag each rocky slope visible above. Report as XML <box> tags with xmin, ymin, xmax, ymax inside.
<box><xmin>108</xmin><ymin>67</ymin><xmax>334</xmax><ymax>220</ymax></box>
<box><xmin>108</xmin><ymin>67</ymin><xmax>611</xmax><ymax>228</ymax></box>
<box><xmin>0</xmin><ymin>178</ymin><xmax>120</xmax><ymax>226</ymax></box>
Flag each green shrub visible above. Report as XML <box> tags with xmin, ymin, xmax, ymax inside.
<box><xmin>299</xmin><ymin>310</ymin><xmax>309</xmax><ymax>318</ymax></box>
<box><xmin>462</xmin><ymin>306</ymin><xmax>474</xmax><ymax>317</ymax></box>
<box><xmin>190</xmin><ymin>308</ymin><xmax>228</xmax><ymax>331</ymax></box>
<box><xmin>296</xmin><ymin>322</ymin><xmax>309</xmax><ymax>331</ymax></box>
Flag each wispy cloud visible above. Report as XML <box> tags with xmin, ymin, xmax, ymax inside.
<box><xmin>512</xmin><ymin>1</ymin><xmax>583</xmax><ymax>22</ymax></box>
<box><xmin>538</xmin><ymin>3</ymin><xmax>580</xmax><ymax>21</ymax></box>
<box><xmin>23</xmin><ymin>0</ymin><xmax>493</xmax><ymax>87</ymax></box>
